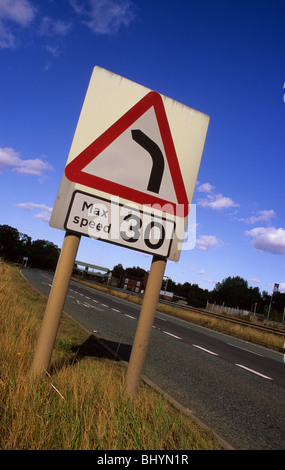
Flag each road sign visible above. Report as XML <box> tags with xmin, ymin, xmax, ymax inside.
<box><xmin>65</xmin><ymin>91</ymin><xmax>189</xmax><ymax>216</ymax></box>
<box><xmin>65</xmin><ymin>191</ymin><xmax>175</xmax><ymax>258</ymax></box>
<box><xmin>33</xmin><ymin>67</ymin><xmax>210</xmax><ymax>385</ymax></box>
<box><xmin>49</xmin><ymin>66</ymin><xmax>210</xmax><ymax>261</ymax></box>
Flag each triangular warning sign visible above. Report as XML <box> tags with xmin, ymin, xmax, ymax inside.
<box><xmin>65</xmin><ymin>91</ymin><xmax>189</xmax><ymax>216</ymax></box>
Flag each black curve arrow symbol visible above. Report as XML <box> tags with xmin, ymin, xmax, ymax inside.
<box><xmin>131</xmin><ymin>129</ymin><xmax>165</xmax><ymax>194</ymax></box>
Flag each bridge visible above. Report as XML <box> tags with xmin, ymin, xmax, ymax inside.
<box><xmin>73</xmin><ymin>260</ymin><xmax>111</xmax><ymax>281</ymax></box>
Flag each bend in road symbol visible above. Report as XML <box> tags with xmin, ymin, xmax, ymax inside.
<box><xmin>131</xmin><ymin>129</ymin><xmax>165</xmax><ymax>194</ymax></box>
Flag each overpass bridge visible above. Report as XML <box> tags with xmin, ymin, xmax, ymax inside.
<box><xmin>73</xmin><ymin>260</ymin><xmax>111</xmax><ymax>281</ymax></box>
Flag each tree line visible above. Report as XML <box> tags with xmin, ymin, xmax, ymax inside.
<box><xmin>112</xmin><ymin>264</ymin><xmax>285</xmax><ymax>321</ymax></box>
<box><xmin>1</xmin><ymin>224</ymin><xmax>283</xmax><ymax>321</ymax></box>
<box><xmin>0</xmin><ymin>224</ymin><xmax>60</xmax><ymax>271</ymax></box>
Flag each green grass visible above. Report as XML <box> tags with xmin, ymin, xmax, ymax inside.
<box><xmin>0</xmin><ymin>260</ymin><xmax>222</xmax><ymax>450</ymax></box>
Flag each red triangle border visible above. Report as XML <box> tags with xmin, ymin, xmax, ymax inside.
<box><xmin>65</xmin><ymin>91</ymin><xmax>189</xmax><ymax>217</ymax></box>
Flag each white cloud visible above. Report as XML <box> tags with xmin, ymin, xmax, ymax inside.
<box><xmin>44</xmin><ymin>44</ymin><xmax>60</xmax><ymax>57</ymax></box>
<box><xmin>0</xmin><ymin>0</ymin><xmax>134</xmax><ymax>52</ymax></box>
<box><xmin>0</xmin><ymin>0</ymin><xmax>35</xmax><ymax>25</ymax></box>
<box><xmin>279</xmin><ymin>283</ymin><xmax>285</xmax><ymax>293</ymax></box>
<box><xmin>0</xmin><ymin>146</ymin><xmax>53</xmax><ymax>177</ymax></box>
<box><xmin>39</xmin><ymin>16</ymin><xmax>72</xmax><ymax>37</ymax></box>
<box><xmin>196</xmin><ymin>182</ymin><xmax>239</xmax><ymax>211</ymax></box>
<box><xmin>196</xmin><ymin>182</ymin><xmax>215</xmax><ymax>193</ymax></box>
<box><xmin>238</xmin><ymin>209</ymin><xmax>276</xmax><ymax>224</ymax></box>
<box><xmin>198</xmin><ymin>194</ymin><xmax>238</xmax><ymax>211</ymax></box>
<box><xmin>0</xmin><ymin>0</ymin><xmax>35</xmax><ymax>48</ymax></box>
<box><xmin>245</xmin><ymin>226</ymin><xmax>285</xmax><ymax>254</ymax></box>
<box><xmin>70</xmin><ymin>0</ymin><xmax>135</xmax><ymax>35</ymax></box>
<box><xmin>0</xmin><ymin>146</ymin><xmax>19</xmax><ymax>167</ymax></box>
<box><xmin>196</xmin><ymin>235</ymin><xmax>221</xmax><ymax>251</ymax></box>
<box><xmin>0</xmin><ymin>1</ymin><xmax>72</xmax><ymax>51</ymax></box>
<box><xmin>38</xmin><ymin>15</ymin><xmax>72</xmax><ymax>60</ymax></box>
<box><xmin>0</xmin><ymin>20</ymin><xmax>14</xmax><ymax>46</ymax></box>
<box><xmin>16</xmin><ymin>202</ymin><xmax>52</xmax><ymax>222</ymax></box>
<box><xmin>14</xmin><ymin>158</ymin><xmax>53</xmax><ymax>176</ymax></box>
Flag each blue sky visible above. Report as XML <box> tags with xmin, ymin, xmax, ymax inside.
<box><xmin>0</xmin><ymin>0</ymin><xmax>285</xmax><ymax>296</ymax></box>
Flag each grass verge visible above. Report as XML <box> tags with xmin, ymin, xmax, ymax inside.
<box><xmin>0</xmin><ymin>260</ymin><xmax>222</xmax><ymax>450</ymax></box>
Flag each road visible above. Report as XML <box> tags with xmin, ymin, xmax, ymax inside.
<box><xmin>22</xmin><ymin>268</ymin><xmax>285</xmax><ymax>450</ymax></box>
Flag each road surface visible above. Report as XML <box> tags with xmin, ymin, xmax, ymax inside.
<box><xmin>22</xmin><ymin>268</ymin><xmax>285</xmax><ymax>450</ymax></box>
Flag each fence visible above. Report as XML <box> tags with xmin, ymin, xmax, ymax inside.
<box><xmin>206</xmin><ymin>301</ymin><xmax>251</xmax><ymax>318</ymax></box>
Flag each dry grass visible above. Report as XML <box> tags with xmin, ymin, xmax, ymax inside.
<box><xmin>76</xmin><ymin>278</ymin><xmax>284</xmax><ymax>351</ymax></box>
<box><xmin>159</xmin><ymin>304</ymin><xmax>284</xmax><ymax>350</ymax></box>
<box><xmin>0</xmin><ymin>260</ymin><xmax>221</xmax><ymax>450</ymax></box>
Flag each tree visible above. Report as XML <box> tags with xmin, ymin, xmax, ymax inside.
<box><xmin>187</xmin><ymin>283</ymin><xmax>209</xmax><ymax>308</ymax></box>
<box><xmin>30</xmin><ymin>239</ymin><xmax>60</xmax><ymax>270</ymax></box>
<box><xmin>212</xmin><ymin>276</ymin><xmax>261</xmax><ymax>310</ymax></box>
<box><xmin>176</xmin><ymin>282</ymin><xmax>192</xmax><ymax>299</ymax></box>
<box><xmin>165</xmin><ymin>277</ymin><xmax>177</xmax><ymax>293</ymax></box>
<box><xmin>125</xmin><ymin>266</ymin><xmax>147</xmax><ymax>278</ymax></box>
<box><xmin>0</xmin><ymin>224</ymin><xmax>61</xmax><ymax>269</ymax></box>
<box><xmin>112</xmin><ymin>263</ymin><xmax>125</xmax><ymax>279</ymax></box>
<box><xmin>0</xmin><ymin>224</ymin><xmax>23</xmax><ymax>262</ymax></box>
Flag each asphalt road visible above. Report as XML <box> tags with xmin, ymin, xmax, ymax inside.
<box><xmin>22</xmin><ymin>268</ymin><xmax>285</xmax><ymax>450</ymax></box>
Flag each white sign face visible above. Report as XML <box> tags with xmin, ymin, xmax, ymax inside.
<box><xmin>49</xmin><ymin>66</ymin><xmax>210</xmax><ymax>261</ymax></box>
<box><xmin>65</xmin><ymin>191</ymin><xmax>175</xmax><ymax>258</ymax></box>
<box><xmin>79</xmin><ymin>106</ymin><xmax>177</xmax><ymax>204</ymax></box>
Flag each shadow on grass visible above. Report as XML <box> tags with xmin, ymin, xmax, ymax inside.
<box><xmin>74</xmin><ymin>335</ymin><xmax>132</xmax><ymax>363</ymax></box>
<box><xmin>50</xmin><ymin>335</ymin><xmax>132</xmax><ymax>375</ymax></box>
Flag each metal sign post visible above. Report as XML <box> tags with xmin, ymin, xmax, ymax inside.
<box><xmin>30</xmin><ymin>232</ymin><xmax>81</xmax><ymax>376</ymax></box>
<box><xmin>126</xmin><ymin>255</ymin><xmax>167</xmax><ymax>397</ymax></box>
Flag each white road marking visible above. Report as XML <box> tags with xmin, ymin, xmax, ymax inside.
<box><xmin>82</xmin><ymin>302</ymin><xmax>92</xmax><ymax>308</ymax></box>
<box><xmin>163</xmin><ymin>331</ymin><xmax>181</xmax><ymax>340</ymax></box>
<box><xmin>235</xmin><ymin>364</ymin><xmax>273</xmax><ymax>380</ymax></box>
<box><xmin>192</xmin><ymin>344</ymin><xmax>218</xmax><ymax>356</ymax></box>
<box><xmin>112</xmin><ymin>308</ymin><xmax>121</xmax><ymax>313</ymax></box>
<box><xmin>125</xmin><ymin>314</ymin><xmax>136</xmax><ymax>320</ymax></box>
